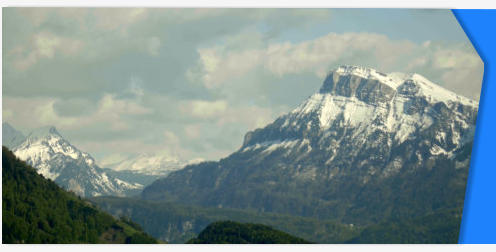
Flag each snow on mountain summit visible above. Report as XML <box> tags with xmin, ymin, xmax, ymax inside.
<box><xmin>242</xmin><ymin>65</ymin><xmax>478</xmax><ymax>161</ymax></box>
<box><xmin>292</xmin><ymin>66</ymin><xmax>478</xmax><ymax>136</ymax></box>
<box><xmin>15</xmin><ymin>125</ymin><xmax>96</xmax><ymax>172</ymax></box>
<box><xmin>12</xmin><ymin>125</ymin><xmax>141</xmax><ymax>197</ymax></box>
<box><xmin>330</xmin><ymin>65</ymin><xmax>476</xmax><ymax>106</ymax></box>
<box><xmin>105</xmin><ymin>152</ymin><xmax>185</xmax><ymax>176</ymax></box>
<box><xmin>333</xmin><ymin>65</ymin><xmax>404</xmax><ymax>89</ymax></box>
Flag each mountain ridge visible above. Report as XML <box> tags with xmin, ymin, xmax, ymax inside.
<box><xmin>142</xmin><ymin>66</ymin><xmax>475</xmax><ymax>225</ymax></box>
<box><xmin>326</xmin><ymin>65</ymin><xmax>476</xmax><ymax>106</ymax></box>
<box><xmin>9</xmin><ymin>124</ymin><xmax>141</xmax><ymax>197</ymax></box>
<box><xmin>104</xmin><ymin>152</ymin><xmax>185</xmax><ymax>176</ymax></box>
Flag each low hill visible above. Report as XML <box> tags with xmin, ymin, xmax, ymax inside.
<box><xmin>187</xmin><ymin>221</ymin><xmax>311</xmax><ymax>244</ymax></box>
<box><xmin>2</xmin><ymin>147</ymin><xmax>158</xmax><ymax>244</ymax></box>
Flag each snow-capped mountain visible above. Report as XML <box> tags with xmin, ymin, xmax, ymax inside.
<box><xmin>100</xmin><ymin>153</ymin><xmax>187</xmax><ymax>189</ymax></box>
<box><xmin>11</xmin><ymin>125</ymin><xmax>142</xmax><ymax>197</ymax></box>
<box><xmin>142</xmin><ymin>66</ymin><xmax>478</xmax><ymax>224</ymax></box>
<box><xmin>3</xmin><ymin>122</ymin><xmax>26</xmax><ymax>149</ymax></box>
<box><xmin>106</xmin><ymin>153</ymin><xmax>185</xmax><ymax>176</ymax></box>
<box><xmin>239</xmin><ymin>65</ymin><xmax>477</xmax><ymax>176</ymax></box>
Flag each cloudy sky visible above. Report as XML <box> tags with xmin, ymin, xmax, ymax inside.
<box><xmin>3</xmin><ymin>8</ymin><xmax>483</xmax><ymax>166</ymax></box>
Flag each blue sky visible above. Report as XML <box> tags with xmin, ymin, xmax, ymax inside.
<box><xmin>2</xmin><ymin>8</ymin><xmax>483</xmax><ymax>166</ymax></box>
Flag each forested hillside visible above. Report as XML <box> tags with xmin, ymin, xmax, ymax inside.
<box><xmin>187</xmin><ymin>221</ymin><xmax>311</xmax><ymax>244</ymax></box>
<box><xmin>2</xmin><ymin>147</ymin><xmax>158</xmax><ymax>244</ymax></box>
<box><xmin>90</xmin><ymin>196</ymin><xmax>358</xmax><ymax>243</ymax></box>
<box><xmin>346</xmin><ymin>208</ymin><xmax>462</xmax><ymax>244</ymax></box>
<box><xmin>92</xmin><ymin>196</ymin><xmax>463</xmax><ymax>244</ymax></box>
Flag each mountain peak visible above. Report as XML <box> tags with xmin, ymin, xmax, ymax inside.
<box><xmin>320</xmin><ymin>66</ymin><xmax>477</xmax><ymax>107</ymax></box>
<box><xmin>335</xmin><ymin>65</ymin><xmax>385</xmax><ymax>77</ymax></box>
<box><xmin>12</xmin><ymin>125</ymin><xmax>141</xmax><ymax>197</ymax></box>
<box><xmin>25</xmin><ymin>126</ymin><xmax>62</xmax><ymax>143</ymax></box>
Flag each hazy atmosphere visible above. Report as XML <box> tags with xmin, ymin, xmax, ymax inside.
<box><xmin>3</xmin><ymin>8</ymin><xmax>483</xmax><ymax>166</ymax></box>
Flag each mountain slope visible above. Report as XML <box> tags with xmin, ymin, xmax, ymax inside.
<box><xmin>2</xmin><ymin>147</ymin><xmax>158</xmax><ymax>244</ymax></box>
<box><xmin>345</xmin><ymin>208</ymin><xmax>462</xmax><ymax>244</ymax></box>
<box><xmin>12</xmin><ymin>125</ymin><xmax>141</xmax><ymax>197</ymax></box>
<box><xmin>187</xmin><ymin>221</ymin><xmax>312</xmax><ymax>244</ymax></box>
<box><xmin>142</xmin><ymin>66</ymin><xmax>477</xmax><ymax>225</ymax></box>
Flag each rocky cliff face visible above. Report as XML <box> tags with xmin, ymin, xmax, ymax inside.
<box><xmin>142</xmin><ymin>66</ymin><xmax>477</xmax><ymax>224</ymax></box>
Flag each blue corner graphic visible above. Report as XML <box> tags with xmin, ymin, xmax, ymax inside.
<box><xmin>452</xmin><ymin>9</ymin><xmax>496</xmax><ymax>244</ymax></box>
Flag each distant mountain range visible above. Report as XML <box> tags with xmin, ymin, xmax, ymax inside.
<box><xmin>101</xmin><ymin>153</ymin><xmax>187</xmax><ymax>189</ymax></box>
<box><xmin>104</xmin><ymin>153</ymin><xmax>185</xmax><ymax>177</ymax></box>
<box><xmin>142</xmin><ymin>66</ymin><xmax>477</xmax><ymax>226</ymax></box>
<box><xmin>2</xmin><ymin>122</ymin><xmax>193</xmax><ymax>197</ymax></box>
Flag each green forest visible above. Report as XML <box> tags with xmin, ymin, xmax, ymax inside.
<box><xmin>187</xmin><ymin>221</ymin><xmax>311</xmax><ymax>244</ymax></box>
<box><xmin>90</xmin><ymin>196</ymin><xmax>358</xmax><ymax>243</ymax></box>
<box><xmin>345</xmin><ymin>208</ymin><xmax>463</xmax><ymax>244</ymax></box>
<box><xmin>2</xmin><ymin>147</ymin><xmax>158</xmax><ymax>244</ymax></box>
<box><xmin>91</xmin><ymin>196</ymin><xmax>462</xmax><ymax>243</ymax></box>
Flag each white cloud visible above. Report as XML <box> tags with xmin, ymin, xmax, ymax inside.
<box><xmin>6</xmin><ymin>9</ymin><xmax>153</xmax><ymax>71</ymax></box>
<box><xmin>78</xmin><ymin>139</ymin><xmax>177</xmax><ymax>159</ymax></box>
<box><xmin>218</xmin><ymin>105</ymin><xmax>280</xmax><ymax>130</ymax></box>
<box><xmin>432</xmin><ymin>48</ymin><xmax>481</xmax><ymax>69</ymax></box>
<box><xmin>184</xmin><ymin>124</ymin><xmax>202</xmax><ymax>139</ymax></box>
<box><xmin>3</xmin><ymin>9</ymin><xmax>483</xmax><ymax>163</ymax></box>
<box><xmin>189</xmin><ymin>32</ymin><xmax>415</xmax><ymax>87</ymax></box>
<box><xmin>93</xmin><ymin>8</ymin><xmax>147</xmax><ymax>32</ymax></box>
<box><xmin>182</xmin><ymin>100</ymin><xmax>228</xmax><ymax>119</ymax></box>
<box><xmin>3</xmin><ymin>97</ymin><xmax>77</xmax><ymax>130</ymax></box>
<box><xmin>188</xmin><ymin>31</ymin><xmax>482</xmax><ymax>100</ymax></box>
<box><xmin>98</xmin><ymin>153</ymin><xmax>129</xmax><ymax>168</ymax></box>
<box><xmin>9</xmin><ymin>31</ymin><xmax>84</xmax><ymax>70</ymax></box>
<box><xmin>147</xmin><ymin>37</ymin><xmax>162</xmax><ymax>56</ymax></box>
<box><xmin>163</xmin><ymin>129</ymin><xmax>180</xmax><ymax>146</ymax></box>
<box><xmin>3</xmin><ymin>93</ymin><xmax>153</xmax><ymax>133</ymax></box>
